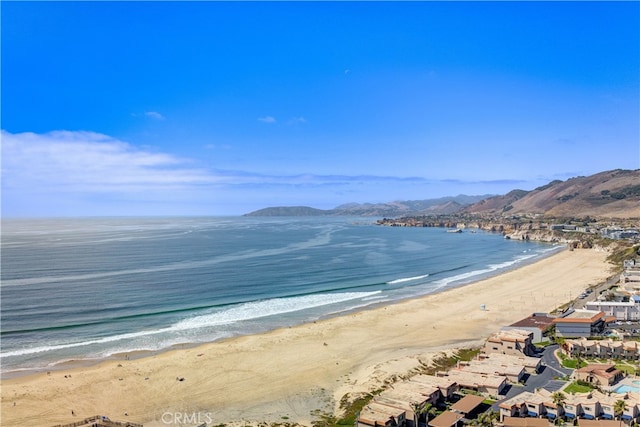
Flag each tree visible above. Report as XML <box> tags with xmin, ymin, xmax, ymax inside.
<box><xmin>473</xmin><ymin>410</ymin><xmax>498</xmax><ymax>427</ymax></box>
<box><xmin>551</xmin><ymin>392</ymin><xmax>567</xmax><ymax>425</ymax></box>
<box><xmin>412</xmin><ymin>402</ymin><xmax>436</xmax><ymax>427</ymax></box>
<box><xmin>614</xmin><ymin>399</ymin><xmax>628</xmax><ymax>427</ymax></box>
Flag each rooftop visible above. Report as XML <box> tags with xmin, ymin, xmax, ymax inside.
<box><xmin>502</xmin><ymin>416</ymin><xmax>549</xmax><ymax>427</ymax></box>
<box><xmin>508</xmin><ymin>314</ymin><xmax>555</xmax><ymax>331</ymax></box>
<box><xmin>449</xmin><ymin>394</ymin><xmax>485</xmax><ymax>414</ymax></box>
<box><xmin>553</xmin><ymin>309</ymin><xmax>605</xmax><ymax>324</ymax></box>
<box><xmin>428</xmin><ymin>411</ymin><xmax>464</xmax><ymax>427</ymax></box>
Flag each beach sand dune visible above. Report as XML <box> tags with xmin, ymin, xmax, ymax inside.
<box><xmin>1</xmin><ymin>249</ymin><xmax>612</xmax><ymax>427</ymax></box>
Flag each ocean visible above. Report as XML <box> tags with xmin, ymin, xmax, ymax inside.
<box><xmin>0</xmin><ymin>216</ymin><xmax>560</xmax><ymax>378</ymax></box>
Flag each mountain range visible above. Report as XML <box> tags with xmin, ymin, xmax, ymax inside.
<box><xmin>245</xmin><ymin>169</ymin><xmax>640</xmax><ymax>219</ymax></box>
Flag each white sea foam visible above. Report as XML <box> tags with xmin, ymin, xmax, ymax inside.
<box><xmin>0</xmin><ymin>291</ymin><xmax>381</xmax><ymax>358</ymax></box>
<box><xmin>172</xmin><ymin>291</ymin><xmax>381</xmax><ymax>330</ymax></box>
<box><xmin>387</xmin><ymin>274</ymin><xmax>429</xmax><ymax>284</ymax></box>
<box><xmin>432</xmin><ymin>247</ymin><xmax>556</xmax><ymax>289</ymax></box>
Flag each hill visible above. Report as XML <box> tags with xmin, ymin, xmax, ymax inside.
<box><xmin>245</xmin><ymin>170</ymin><xmax>640</xmax><ymax>219</ymax></box>
<box><xmin>244</xmin><ymin>195</ymin><xmax>490</xmax><ymax>217</ymax></box>
<box><xmin>461</xmin><ymin>169</ymin><xmax>640</xmax><ymax>219</ymax></box>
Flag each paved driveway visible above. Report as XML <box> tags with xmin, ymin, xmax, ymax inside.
<box><xmin>491</xmin><ymin>345</ymin><xmax>572</xmax><ymax>411</ymax></box>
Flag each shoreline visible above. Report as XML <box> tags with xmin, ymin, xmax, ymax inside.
<box><xmin>0</xmin><ymin>239</ymin><xmax>563</xmax><ymax>381</ymax></box>
<box><xmin>0</xmin><ymin>241</ymin><xmax>563</xmax><ymax>381</ymax></box>
<box><xmin>1</xmin><ymin>248</ymin><xmax>613</xmax><ymax>427</ymax></box>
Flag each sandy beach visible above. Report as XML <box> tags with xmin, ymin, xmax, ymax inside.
<box><xmin>1</xmin><ymin>248</ymin><xmax>613</xmax><ymax>427</ymax></box>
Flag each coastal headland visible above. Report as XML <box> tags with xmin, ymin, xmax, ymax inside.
<box><xmin>1</xmin><ymin>248</ymin><xmax>613</xmax><ymax>427</ymax></box>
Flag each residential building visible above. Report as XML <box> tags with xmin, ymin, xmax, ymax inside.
<box><xmin>498</xmin><ymin>391</ymin><xmax>539</xmax><ymax>421</ymax></box>
<box><xmin>457</xmin><ymin>359</ymin><xmax>525</xmax><ymax>383</ymax></box>
<box><xmin>476</xmin><ymin>353</ymin><xmax>541</xmax><ymax>374</ymax></box>
<box><xmin>585</xmin><ymin>298</ymin><xmax>640</xmax><ymax>321</ymax></box>
<box><xmin>552</xmin><ymin>309</ymin><xmax>609</xmax><ymax>337</ymax></box>
<box><xmin>503</xmin><ymin>313</ymin><xmax>555</xmax><ymax>343</ymax></box>
<box><xmin>357</xmin><ymin>402</ymin><xmax>407</xmax><ymax>427</ymax></box>
<box><xmin>449</xmin><ymin>394</ymin><xmax>484</xmax><ymax>419</ymax></box>
<box><xmin>572</xmin><ymin>364</ymin><xmax>624</xmax><ymax>387</ymax></box>
<box><xmin>409</xmin><ymin>375</ymin><xmax>458</xmax><ymax>400</ymax></box>
<box><xmin>562</xmin><ymin>338</ymin><xmax>640</xmax><ymax>361</ymax></box>
<box><xmin>443</xmin><ymin>370</ymin><xmax>507</xmax><ymax>397</ymax></box>
<box><xmin>483</xmin><ymin>329</ymin><xmax>536</xmax><ymax>356</ymax></box>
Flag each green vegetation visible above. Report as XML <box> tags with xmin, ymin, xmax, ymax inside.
<box><xmin>312</xmin><ymin>389</ymin><xmax>385</xmax><ymax>427</ymax></box>
<box><xmin>561</xmin><ymin>358</ymin><xmax>581</xmax><ymax>369</ymax></box>
<box><xmin>615</xmin><ymin>362</ymin><xmax>638</xmax><ymax>375</ymax></box>
<box><xmin>558</xmin><ymin>353</ymin><xmax>587</xmax><ymax>369</ymax></box>
<box><xmin>564</xmin><ymin>381</ymin><xmax>595</xmax><ymax>394</ymax></box>
<box><xmin>607</xmin><ymin>243</ymin><xmax>640</xmax><ymax>267</ymax></box>
<box><xmin>312</xmin><ymin>348</ymin><xmax>482</xmax><ymax>427</ymax></box>
<box><xmin>417</xmin><ymin>348</ymin><xmax>482</xmax><ymax>375</ymax></box>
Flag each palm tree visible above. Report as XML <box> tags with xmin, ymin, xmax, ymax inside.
<box><xmin>472</xmin><ymin>410</ymin><xmax>498</xmax><ymax>427</ymax></box>
<box><xmin>614</xmin><ymin>399</ymin><xmax>628</xmax><ymax>427</ymax></box>
<box><xmin>412</xmin><ymin>402</ymin><xmax>436</xmax><ymax>427</ymax></box>
<box><xmin>551</xmin><ymin>392</ymin><xmax>567</xmax><ymax>425</ymax></box>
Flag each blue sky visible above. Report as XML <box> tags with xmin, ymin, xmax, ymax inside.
<box><xmin>2</xmin><ymin>1</ymin><xmax>639</xmax><ymax>216</ymax></box>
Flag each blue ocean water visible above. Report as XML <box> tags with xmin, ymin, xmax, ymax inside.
<box><xmin>1</xmin><ymin>216</ymin><xmax>560</xmax><ymax>377</ymax></box>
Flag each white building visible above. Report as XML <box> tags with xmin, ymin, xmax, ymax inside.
<box><xmin>586</xmin><ymin>296</ymin><xmax>640</xmax><ymax>321</ymax></box>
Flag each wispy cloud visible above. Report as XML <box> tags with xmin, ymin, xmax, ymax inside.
<box><xmin>287</xmin><ymin>116</ymin><xmax>307</xmax><ymax>125</ymax></box>
<box><xmin>1</xmin><ymin>130</ymin><xmax>215</xmax><ymax>193</ymax></box>
<box><xmin>2</xmin><ymin>130</ymin><xmax>530</xmax><ymax>192</ymax></box>
<box><xmin>144</xmin><ymin>111</ymin><xmax>166</xmax><ymax>120</ymax></box>
<box><xmin>258</xmin><ymin>116</ymin><xmax>276</xmax><ymax>124</ymax></box>
<box><xmin>1</xmin><ymin>130</ymin><xmax>536</xmax><ymax>216</ymax></box>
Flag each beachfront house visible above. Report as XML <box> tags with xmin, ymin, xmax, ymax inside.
<box><xmin>357</xmin><ymin>401</ymin><xmax>407</xmax><ymax>427</ymax></box>
<box><xmin>409</xmin><ymin>375</ymin><xmax>458</xmax><ymax>400</ymax></box>
<box><xmin>357</xmin><ymin>376</ymin><xmax>447</xmax><ymax>427</ymax></box>
<box><xmin>457</xmin><ymin>359</ymin><xmax>525</xmax><ymax>384</ymax></box>
<box><xmin>476</xmin><ymin>353</ymin><xmax>542</xmax><ymax>374</ymax></box>
<box><xmin>443</xmin><ymin>370</ymin><xmax>507</xmax><ymax>397</ymax></box>
<box><xmin>552</xmin><ymin>309</ymin><xmax>609</xmax><ymax>337</ymax></box>
<box><xmin>483</xmin><ymin>329</ymin><xmax>536</xmax><ymax>357</ymax></box>
<box><xmin>503</xmin><ymin>313</ymin><xmax>555</xmax><ymax>344</ymax></box>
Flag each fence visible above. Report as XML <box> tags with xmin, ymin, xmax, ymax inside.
<box><xmin>51</xmin><ymin>415</ymin><xmax>144</xmax><ymax>427</ymax></box>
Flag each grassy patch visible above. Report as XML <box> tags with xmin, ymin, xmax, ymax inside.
<box><xmin>561</xmin><ymin>357</ymin><xmax>587</xmax><ymax>369</ymax></box>
<box><xmin>615</xmin><ymin>363</ymin><xmax>639</xmax><ymax>375</ymax></box>
<box><xmin>417</xmin><ymin>348</ymin><xmax>482</xmax><ymax>375</ymax></box>
<box><xmin>312</xmin><ymin>389</ymin><xmax>385</xmax><ymax>427</ymax></box>
<box><xmin>564</xmin><ymin>381</ymin><xmax>595</xmax><ymax>394</ymax></box>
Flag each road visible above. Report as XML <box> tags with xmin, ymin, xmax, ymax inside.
<box><xmin>491</xmin><ymin>345</ymin><xmax>572</xmax><ymax>411</ymax></box>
